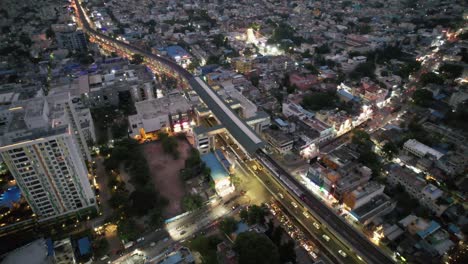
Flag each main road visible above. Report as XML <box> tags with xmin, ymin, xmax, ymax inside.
<box><xmin>72</xmin><ymin>1</ymin><xmax>394</xmax><ymax>263</ymax></box>
<box><xmin>255</xmin><ymin>151</ymin><xmax>395</xmax><ymax>264</ymax></box>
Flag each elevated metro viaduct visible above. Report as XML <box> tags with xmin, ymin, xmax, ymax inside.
<box><xmin>72</xmin><ymin>0</ymin><xmax>265</xmax><ymax>155</ymax></box>
<box><xmin>73</xmin><ymin>1</ymin><xmax>395</xmax><ymax>263</ymax></box>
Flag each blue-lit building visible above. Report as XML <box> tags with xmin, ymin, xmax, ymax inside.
<box><xmin>201</xmin><ymin>150</ymin><xmax>235</xmax><ymax>196</ymax></box>
<box><xmin>165</xmin><ymin>45</ymin><xmax>192</xmax><ymax>68</ymax></box>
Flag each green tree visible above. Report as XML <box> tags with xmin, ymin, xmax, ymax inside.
<box><xmin>250</xmin><ymin>75</ymin><xmax>260</xmax><ymax>87</ymax></box>
<box><xmin>396</xmin><ymin>60</ymin><xmax>421</xmax><ymax>78</ymax></box>
<box><xmin>19</xmin><ymin>33</ymin><xmax>32</xmax><ymax>47</ymax></box>
<box><xmin>131</xmin><ymin>53</ymin><xmax>144</xmax><ymax>64</ymax></box>
<box><xmin>45</xmin><ymin>27</ymin><xmax>55</xmax><ymax>39</ymax></box>
<box><xmin>111</xmin><ymin>123</ymin><xmax>128</xmax><ymax>139</ymax></box>
<box><xmin>412</xmin><ymin>89</ymin><xmax>433</xmax><ymax>107</ymax></box>
<box><xmin>212</xmin><ymin>34</ymin><xmax>226</xmax><ymax>48</ymax></box>
<box><xmin>304</xmin><ymin>64</ymin><xmax>319</xmax><ymax>74</ymax></box>
<box><xmin>315</xmin><ymin>43</ymin><xmax>330</xmax><ymax>54</ymax></box>
<box><xmin>182</xmin><ymin>194</ymin><xmax>203</xmax><ymax>211</ymax></box>
<box><xmin>187</xmin><ymin>58</ymin><xmax>200</xmax><ymax>72</ymax></box>
<box><xmin>148</xmin><ymin>209</ymin><xmax>164</xmax><ymax>228</ymax></box>
<box><xmin>382</xmin><ymin>142</ymin><xmax>399</xmax><ymax>160</ymax></box>
<box><xmin>349</xmin><ymin>61</ymin><xmax>375</xmax><ymax>79</ymax></box>
<box><xmin>109</xmin><ymin>190</ymin><xmax>129</xmax><ymax>210</ymax></box>
<box><xmin>219</xmin><ymin>217</ymin><xmax>237</xmax><ymax>235</ymax></box>
<box><xmin>302</xmin><ymin>49</ymin><xmax>313</xmax><ymax>58</ymax></box>
<box><xmin>271</xmin><ymin>226</ymin><xmax>283</xmax><ymax>246</ymax></box>
<box><xmin>93</xmin><ymin>238</ymin><xmax>109</xmax><ymax>258</ymax></box>
<box><xmin>190</xmin><ymin>236</ymin><xmax>221</xmax><ymax>264</ymax></box>
<box><xmin>439</xmin><ymin>63</ymin><xmax>463</xmax><ymax>79</ymax></box>
<box><xmin>240</xmin><ymin>204</ymin><xmax>267</xmax><ymax>225</ymax></box>
<box><xmin>420</xmin><ymin>72</ymin><xmax>444</xmax><ymax>85</ymax></box>
<box><xmin>129</xmin><ymin>187</ymin><xmax>166</xmax><ymax>216</ymax></box>
<box><xmin>118</xmin><ymin>219</ymin><xmax>139</xmax><ymax>241</ymax></box>
<box><xmin>301</xmin><ymin>92</ymin><xmax>338</xmax><ymax>111</ymax></box>
<box><xmin>358</xmin><ymin>24</ymin><xmax>372</xmax><ymax>34</ymax></box>
<box><xmin>234</xmin><ymin>232</ymin><xmax>280</xmax><ymax>264</ymax></box>
<box><xmin>285</xmin><ymin>84</ymin><xmax>296</xmax><ymax>94</ymax></box>
<box><xmin>206</xmin><ymin>55</ymin><xmax>220</xmax><ymax>65</ymax></box>
<box><xmin>279</xmin><ymin>241</ymin><xmax>297</xmax><ymax>264</ymax></box>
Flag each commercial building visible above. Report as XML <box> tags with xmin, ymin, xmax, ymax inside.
<box><xmin>1</xmin><ymin>238</ymin><xmax>76</xmax><ymax>264</ymax></box>
<box><xmin>128</xmin><ymin>92</ymin><xmax>193</xmax><ymax>138</ymax></box>
<box><xmin>343</xmin><ymin>182</ymin><xmax>385</xmax><ymax>210</ymax></box>
<box><xmin>52</xmin><ymin>24</ymin><xmax>87</xmax><ymax>51</ymax></box>
<box><xmin>403</xmin><ymin>139</ymin><xmax>444</xmax><ymax>160</ymax></box>
<box><xmin>201</xmin><ymin>151</ymin><xmax>234</xmax><ymax>197</ymax></box>
<box><xmin>0</xmin><ymin>97</ymin><xmax>96</xmax><ymax>220</ymax></box>
<box><xmin>165</xmin><ymin>45</ymin><xmax>192</xmax><ymax>68</ymax></box>
<box><xmin>263</xmin><ymin>129</ymin><xmax>293</xmax><ymax>154</ymax></box>
<box><xmin>349</xmin><ymin>194</ymin><xmax>395</xmax><ymax>225</ymax></box>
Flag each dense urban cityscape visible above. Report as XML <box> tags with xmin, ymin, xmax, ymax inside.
<box><xmin>0</xmin><ymin>0</ymin><xmax>467</xmax><ymax>263</ymax></box>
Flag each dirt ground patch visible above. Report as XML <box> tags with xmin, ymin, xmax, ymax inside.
<box><xmin>142</xmin><ymin>139</ymin><xmax>191</xmax><ymax>218</ymax></box>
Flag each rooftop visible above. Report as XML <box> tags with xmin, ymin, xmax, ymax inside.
<box><xmin>135</xmin><ymin>93</ymin><xmax>191</xmax><ymax>119</ymax></box>
<box><xmin>201</xmin><ymin>152</ymin><xmax>229</xmax><ymax>182</ymax></box>
<box><xmin>189</xmin><ymin>77</ymin><xmax>264</xmax><ymax>154</ymax></box>
<box><xmin>1</xmin><ymin>238</ymin><xmax>52</xmax><ymax>264</ymax></box>
<box><xmin>166</xmin><ymin>45</ymin><xmax>191</xmax><ymax>59</ymax></box>
<box><xmin>404</xmin><ymin>139</ymin><xmax>444</xmax><ymax>160</ymax></box>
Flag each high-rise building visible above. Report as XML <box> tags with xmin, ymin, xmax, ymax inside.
<box><xmin>0</xmin><ymin>97</ymin><xmax>96</xmax><ymax>220</ymax></box>
<box><xmin>52</xmin><ymin>24</ymin><xmax>88</xmax><ymax>51</ymax></box>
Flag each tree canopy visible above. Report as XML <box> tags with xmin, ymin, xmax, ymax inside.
<box><xmin>301</xmin><ymin>92</ymin><xmax>338</xmax><ymax>111</ymax></box>
<box><xmin>182</xmin><ymin>194</ymin><xmax>203</xmax><ymax>211</ymax></box>
<box><xmin>412</xmin><ymin>89</ymin><xmax>433</xmax><ymax>107</ymax></box>
<box><xmin>219</xmin><ymin>217</ymin><xmax>237</xmax><ymax>235</ymax></box>
<box><xmin>131</xmin><ymin>54</ymin><xmax>144</xmax><ymax>64</ymax></box>
<box><xmin>240</xmin><ymin>204</ymin><xmax>267</xmax><ymax>225</ymax></box>
<box><xmin>234</xmin><ymin>232</ymin><xmax>280</xmax><ymax>264</ymax></box>
<box><xmin>420</xmin><ymin>72</ymin><xmax>444</xmax><ymax>86</ymax></box>
<box><xmin>349</xmin><ymin>61</ymin><xmax>376</xmax><ymax>79</ymax></box>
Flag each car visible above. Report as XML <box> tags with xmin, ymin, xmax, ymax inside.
<box><xmin>150</xmin><ymin>242</ymin><xmax>156</xmax><ymax>247</ymax></box>
<box><xmin>303</xmin><ymin>211</ymin><xmax>310</xmax><ymax>218</ymax></box>
<box><xmin>313</xmin><ymin>222</ymin><xmax>320</xmax><ymax>229</ymax></box>
<box><xmin>291</xmin><ymin>202</ymin><xmax>298</xmax><ymax>208</ymax></box>
<box><xmin>278</xmin><ymin>193</ymin><xmax>284</xmax><ymax>199</ymax></box>
<box><xmin>322</xmin><ymin>235</ymin><xmax>330</xmax><ymax>242</ymax></box>
<box><xmin>338</xmin><ymin>250</ymin><xmax>347</xmax><ymax>258</ymax></box>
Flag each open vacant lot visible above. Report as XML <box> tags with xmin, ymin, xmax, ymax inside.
<box><xmin>142</xmin><ymin>139</ymin><xmax>191</xmax><ymax>217</ymax></box>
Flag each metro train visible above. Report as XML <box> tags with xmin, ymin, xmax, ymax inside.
<box><xmin>257</xmin><ymin>153</ymin><xmax>303</xmax><ymax>197</ymax></box>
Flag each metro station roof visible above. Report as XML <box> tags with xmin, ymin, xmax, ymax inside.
<box><xmin>188</xmin><ymin>77</ymin><xmax>265</xmax><ymax>154</ymax></box>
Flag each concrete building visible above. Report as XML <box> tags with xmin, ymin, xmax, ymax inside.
<box><xmin>165</xmin><ymin>45</ymin><xmax>192</xmax><ymax>68</ymax></box>
<box><xmin>1</xmin><ymin>238</ymin><xmax>76</xmax><ymax>264</ymax></box>
<box><xmin>263</xmin><ymin>129</ymin><xmax>293</xmax><ymax>154</ymax></box>
<box><xmin>343</xmin><ymin>181</ymin><xmax>385</xmax><ymax>210</ymax></box>
<box><xmin>128</xmin><ymin>92</ymin><xmax>192</xmax><ymax>138</ymax></box>
<box><xmin>0</xmin><ymin>98</ymin><xmax>96</xmax><ymax>220</ymax></box>
<box><xmin>387</xmin><ymin>165</ymin><xmax>426</xmax><ymax>198</ymax></box>
<box><xmin>388</xmin><ymin>166</ymin><xmax>450</xmax><ymax>216</ymax></box>
<box><xmin>420</xmin><ymin>184</ymin><xmax>449</xmax><ymax>217</ymax></box>
<box><xmin>349</xmin><ymin>194</ymin><xmax>395</xmax><ymax>225</ymax></box>
<box><xmin>289</xmin><ymin>73</ymin><xmax>319</xmax><ymax>91</ymax></box>
<box><xmin>403</xmin><ymin>139</ymin><xmax>444</xmax><ymax>160</ymax></box>
<box><xmin>201</xmin><ymin>151</ymin><xmax>234</xmax><ymax>197</ymax></box>
<box><xmin>52</xmin><ymin>24</ymin><xmax>87</xmax><ymax>51</ymax></box>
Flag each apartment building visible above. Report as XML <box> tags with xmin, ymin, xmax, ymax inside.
<box><xmin>0</xmin><ymin>98</ymin><xmax>96</xmax><ymax>220</ymax></box>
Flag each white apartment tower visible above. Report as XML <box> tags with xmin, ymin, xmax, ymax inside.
<box><xmin>0</xmin><ymin>97</ymin><xmax>96</xmax><ymax>220</ymax></box>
